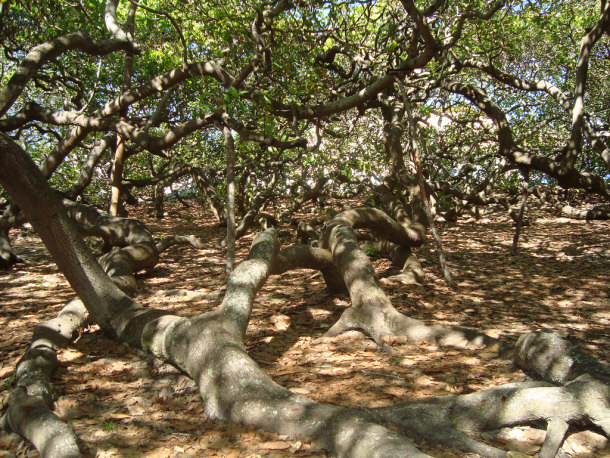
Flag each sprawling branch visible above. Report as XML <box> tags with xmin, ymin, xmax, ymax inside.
<box><xmin>443</xmin><ymin>0</ymin><xmax>505</xmax><ymax>48</ymax></box>
<box><xmin>566</xmin><ymin>0</ymin><xmax>610</xmax><ymax>168</ymax></box>
<box><xmin>66</xmin><ymin>133</ymin><xmax>115</xmax><ymax>198</ymax></box>
<box><xmin>460</xmin><ymin>56</ymin><xmax>610</xmax><ymax>169</ymax></box>
<box><xmin>399</xmin><ymin>0</ymin><xmax>440</xmax><ymax>52</ymax></box>
<box><xmin>0</xmin><ymin>134</ymin><xmax>429</xmax><ymax>456</ymax></box>
<box><xmin>1</xmin><ymin>299</ymin><xmax>87</xmax><ymax>458</ymax></box>
<box><xmin>441</xmin><ymin>80</ymin><xmax>609</xmax><ymax>196</ymax></box>
<box><xmin>2</xmin><ymin>132</ymin><xmax>609</xmax><ymax>458</ymax></box>
<box><xmin>0</xmin><ymin>33</ymin><xmax>137</xmax><ymax>118</ymax></box>
<box><xmin>320</xmin><ymin>208</ymin><xmax>499</xmax><ymax>348</ymax></box>
<box><xmin>2</xmin><ymin>101</ymin><xmax>306</xmax><ymax>156</ymax></box>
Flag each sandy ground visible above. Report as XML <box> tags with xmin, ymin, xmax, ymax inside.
<box><xmin>0</xmin><ymin>202</ymin><xmax>608</xmax><ymax>457</ymax></box>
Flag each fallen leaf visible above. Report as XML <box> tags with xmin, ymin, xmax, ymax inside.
<box><xmin>108</xmin><ymin>412</ymin><xmax>131</xmax><ymax>421</ymax></box>
<box><xmin>261</xmin><ymin>440</ymin><xmax>291</xmax><ymax>450</ymax></box>
<box><xmin>289</xmin><ymin>387</ymin><xmax>313</xmax><ymax>395</ymax></box>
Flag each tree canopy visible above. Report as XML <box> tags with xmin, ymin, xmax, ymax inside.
<box><xmin>0</xmin><ymin>0</ymin><xmax>608</xmax><ymax>209</ymax></box>
<box><xmin>0</xmin><ymin>0</ymin><xmax>609</xmax><ymax>457</ymax></box>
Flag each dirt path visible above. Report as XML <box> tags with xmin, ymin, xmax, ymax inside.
<box><xmin>1</xmin><ymin>203</ymin><xmax>608</xmax><ymax>457</ymax></box>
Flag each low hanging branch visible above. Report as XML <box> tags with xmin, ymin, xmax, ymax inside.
<box><xmin>511</xmin><ymin>179</ymin><xmax>530</xmax><ymax>255</ymax></box>
<box><xmin>401</xmin><ymin>82</ymin><xmax>454</xmax><ymax>287</ymax></box>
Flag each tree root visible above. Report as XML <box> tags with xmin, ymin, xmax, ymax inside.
<box><xmin>515</xmin><ymin>330</ymin><xmax>610</xmax><ymax>442</ymax></box>
<box><xmin>4</xmin><ymin>229</ymin><xmax>610</xmax><ymax>458</ymax></box>
<box><xmin>369</xmin><ymin>332</ymin><xmax>610</xmax><ymax>457</ymax></box>
<box><xmin>515</xmin><ymin>330</ymin><xmax>610</xmax><ymax>385</ymax></box>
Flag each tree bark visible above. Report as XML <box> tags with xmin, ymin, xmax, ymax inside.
<box><xmin>321</xmin><ymin>208</ymin><xmax>499</xmax><ymax>348</ymax></box>
<box><xmin>223</xmin><ymin>121</ymin><xmax>236</xmax><ymax>273</ymax></box>
<box><xmin>108</xmin><ymin>134</ymin><xmax>127</xmax><ymax>216</ymax></box>
<box><xmin>108</xmin><ymin>2</ymin><xmax>137</xmax><ymax>216</ymax></box>
<box><xmin>404</xmin><ymin>97</ymin><xmax>453</xmax><ymax>286</ymax></box>
<box><xmin>2</xmin><ymin>133</ymin><xmax>609</xmax><ymax>458</ymax></box>
<box><xmin>378</xmin><ymin>91</ymin><xmax>428</xmax><ymax>282</ymax></box>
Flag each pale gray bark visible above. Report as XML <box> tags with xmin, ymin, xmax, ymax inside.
<box><xmin>1</xmin><ymin>300</ymin><xmax>88</xmax><ymax>458</ymax></box>
<box><xmin>566</xmin><ymin>0</ymin><xmax>610</xmax><ymax>169</ymax></box>
<box><xmin>321</xmin><ymin>210</ymin><xmax>499</xmax><ymax>348</ymax></box>
<box><xmin>2</xmin><ymin>134</ymin><xmax>608</xmax><ymax>458</ymax></box>
<box><xmin>442</xmin><ymin>80</ymin><xmax>610</xmax><ymax>197</ymax></box>
<box><xmin>62</xmin><ymin>199</ymin><xmax>158</xmax><ymax>295</ymax></box>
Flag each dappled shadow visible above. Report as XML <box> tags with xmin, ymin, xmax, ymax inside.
<box><xmin>402</xmin><ymin>217</ymin><xmax>609</xmax><ymax>357</ymax></box>
<box><xmin>1</xmin><ymin>203</ymin><xmax>608</xmax><ymax>456</ymax></box>
<box><xmin>247</xmin><ymin>276</ymin><xmax>345</xmax><ymax>365</ymax></box>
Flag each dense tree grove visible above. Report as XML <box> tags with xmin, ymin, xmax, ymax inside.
<box><xmin>0</xmin><ymin>0</ymin><xmax>609</xmax><ymax>456</ymax></box>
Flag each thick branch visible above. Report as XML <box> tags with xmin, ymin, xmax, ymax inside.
<box><xmin>320</xmin><ymin>211</ymin><xmax>499</xmax><ymax>348</ymax></box>
<box><xmin>2</xmin><ymin>300</ymin><xmax>88</xmax><ymax>458</ymax></box>
<box><xmin>460</xmin><ymin>58</ymin><xmax>610</xmax><ymax>169</ymax></box>
<box><xmin>566</xmin><ymin>0</ymin><xmax>610</xmax><ymax>168</ymax></box>
<box><xmin>0</xmin><ymin>33</ymin><xmax>136</xmax><ymax>118</ymax></box>
<box><xmin>0</xmin><ymin>133</ymin><xmax>139</xmax><ymax>332</ymax></box>
<box><xmin>441</xmin><ymin>80</ymin><xmax>609</xmax><ymax>196</ymax></box>
<box><xmin>273</xmin><ymin>244</ymin><xmax>346</xmax><ymax>293</ymax></box>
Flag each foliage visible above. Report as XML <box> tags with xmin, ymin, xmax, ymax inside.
<box><xmin>0</xmin><ymin>0</ymin><xmax>608</xmax><ymax>215</ymax></box>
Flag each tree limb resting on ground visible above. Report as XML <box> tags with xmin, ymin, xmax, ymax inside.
<box><xmin>1</xmin><ymin>134</ymin><xmax>608</xmax><ymax>457</ymax></box>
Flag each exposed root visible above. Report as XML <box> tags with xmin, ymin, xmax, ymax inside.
<box><xmin>146</xmin><ymin>230</ymin><xmax>431</xmax><ymax>457</ymax></box>
<box><xmin>515</xmin><ymin>330</ymin><xmax>610</xmax><ymax>444</ymax></box>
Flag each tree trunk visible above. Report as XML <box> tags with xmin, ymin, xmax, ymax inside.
<box><xmin>223</xmin><ymin>121</ymin><xmax>236</xmax><ymax>273</ymax></box>
<box><xmin>511</xmin><ymin>182</ymin><xmax>530</xmax><ymax>255</ymax></box>
<box><xmin>108</xmin><ymin>134</ymin><xmax>126</xmax><ymax>216</ymax></box>
<box><xmin>2</xmin><ymin>133</ymin><xmax>608</xmax><ymax>458</ymax></box>
<box><xmin>190</xmin><ymin>167</ymin><xmax>226</xmax><ymax>222</ymax></box>
<box><xmin>378</xmin><ymin>91</ymin><xmax>429</xmax><ymax>283</ymax></box>
<box><xmin>153</xmin><ymin>181</ymin><xmax>164</xmax><ymax>219</ymax></box>
<box><xmin>108</xmin><ymin>2</ymin><xmax>136</xmax><ymax>216</ymax></box>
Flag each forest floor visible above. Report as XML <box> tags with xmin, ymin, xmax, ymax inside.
<box><xmin>0</xmin><ymin>200</ymin><xmax>608</xmax><ymax>457</ymax></box>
